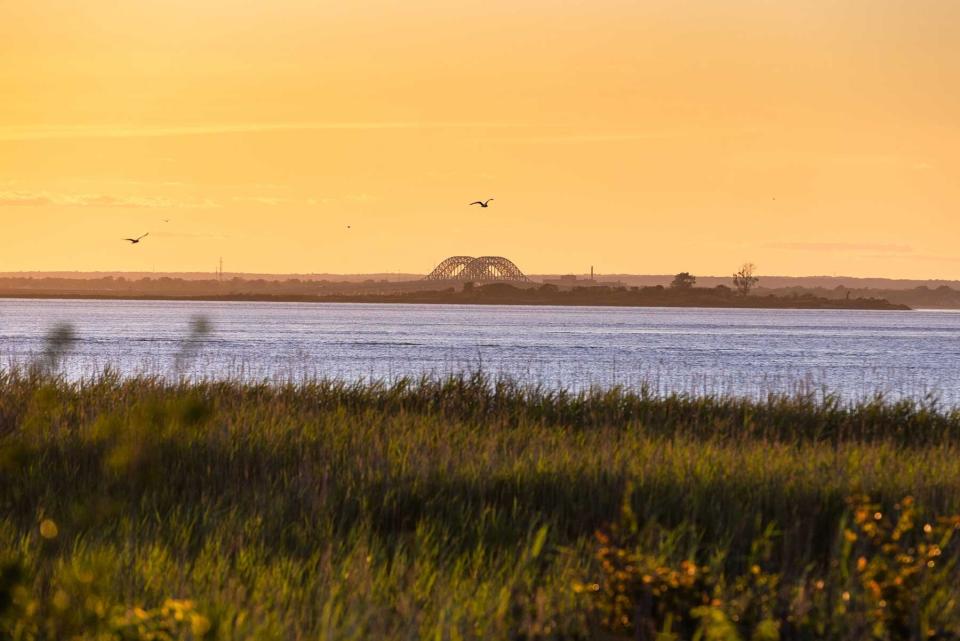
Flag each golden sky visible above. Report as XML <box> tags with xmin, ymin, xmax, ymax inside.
<box><xmin>1</xmin><ymin>0</ymin><xmax>958</xmax><ymax>277</ymax></box>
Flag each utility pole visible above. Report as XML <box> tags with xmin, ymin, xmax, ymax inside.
<box><xmin>218</xmin><ymin>257</ymin><xmax>223</xmax><ymax>283</ymax></box>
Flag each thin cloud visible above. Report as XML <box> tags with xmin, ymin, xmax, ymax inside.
<box><xmin>766</xmin><ymin>242</ymin><xmax>913</xmax><ymax>254</ymax></box>
<box><xmin>233</xmin><ymin>194</ymin><xmax>377</xmax><ymax>206</ymax></box>
<box><xmin>0</xmin><ymin>191</ymin><xmax>217</xmax><ymax>209</ymax></box>
<box><xmin>489</xmin><ymin>126</ymin><xmax>761</xmax><ymax>144</ymax></box>
<box><xmin>0</xmin><ymin>121</ymin><xmax>535</xmax><ymax>142</ymax></box>
<box><xmin>233</xmin><ymin>196</ymin><xmax>288</xmax><ymax>206</ymax></box>
<box><xmin>496</xmin><ymin>133</ymin><xmax>684</xmax><ymax>144</ymax></box>
<box><xmin>0</xmin><ymin>193</ymin><xmax>52</xmax><ymax>206</ymax></box>
<box><xmin>346</xmin><ymin>193</ymin><xmax>378</xmax><ymax>203</ymax></box>
<box><xmin>868</xmin><ymin>253</ymin><xmax>960</xmax><ymax>264</ymax></box>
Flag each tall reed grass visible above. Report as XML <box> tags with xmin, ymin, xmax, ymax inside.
<box><xmin>2</xmin><ymin>370</ymin><xmax>960</xmax><ymax>639</ymax></box>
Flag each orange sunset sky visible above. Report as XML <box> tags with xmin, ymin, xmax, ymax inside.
<box><xmin>1</xmin><ymin>0</ymin><xmax>958</xmax><ymax>277</ymax></box>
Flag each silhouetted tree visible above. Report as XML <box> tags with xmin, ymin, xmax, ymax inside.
<box><xmin>462</xmin><ymin>282</ymin><xmax>475</xmax><ymax>293</ymax></box>
<box><xmin>733</xmin><ymin>263</ymin><xmax>759</xmax><ymax>296</ymax></box>
<box><xmin>670</xmin><ymin>272</ymin><xmax>696</xmax><ymax>289</ymax></box>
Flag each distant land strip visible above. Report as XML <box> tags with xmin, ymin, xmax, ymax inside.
<box><xmin>0</xmin><ymin>285</ymin><xmax>910</xmax><ymax>310</ymax></box>
<box><xmin>3</xmin><ymin>272</ymin><xmax>960</xmax><ymax>290</ymax></box>
<box><xmin>2</xmin><ymin>273</ymin><xmax>959</xmax><ymax>307</ymax></box>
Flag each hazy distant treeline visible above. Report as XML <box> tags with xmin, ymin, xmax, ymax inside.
<box><xmin>758</xmin><ymin>285</ymin><xmax>960</xmax><ymax>309</ymax></box>
<box><xmin>0</xmin><ymin>275</ymin><xmax>442</xmax><ymax>297</ymax></box>
<box><xmin>2</xmin><ymin>276</ymin><xmax>957</xmax><ymax>307</ymax></box>
<box><xmin>0</xmin><ymin>277</ymin><xmax>914</xmax><ymax>310</ymax></box>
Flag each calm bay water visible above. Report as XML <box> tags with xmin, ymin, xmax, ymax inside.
<box><xmin>1</xmin><ymin>298</ymin><xmax>959</xmax><ymax>404</ymax></box>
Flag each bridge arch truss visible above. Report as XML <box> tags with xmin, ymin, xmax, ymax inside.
<box><xmin>424</xmin><ymin>256</ymin><xmax>530</xmax><ymax>283</ymax></box>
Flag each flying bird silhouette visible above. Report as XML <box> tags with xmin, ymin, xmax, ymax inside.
<box><xmin>469</xmin><ymin>198</ymin><xmax>494</xmax><ymax>207</ymax></box>
<box><xmin>123</xmin><ymin>233</ymin><xmax>149</xmax><ymax>244</ymax></box>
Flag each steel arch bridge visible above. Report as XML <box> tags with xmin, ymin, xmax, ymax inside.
<box><xmin>424</xmin><ymin>256</ymin><xmax>530</xmax><ymax>283</ymax></box>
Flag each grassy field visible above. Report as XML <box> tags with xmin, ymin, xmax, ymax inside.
<box><xmin>2</xmin><ymin>370</ymin><xmax>960</xmax><ymax>639</ymax></box>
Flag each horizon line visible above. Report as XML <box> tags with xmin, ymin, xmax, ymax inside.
<box><xmin>2</xmin><ymin>270</ymin><xmax>960</xmax><ymax>283</ymax></box>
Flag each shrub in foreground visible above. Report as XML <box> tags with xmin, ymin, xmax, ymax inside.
<box><xmin>585</xmin><ymin>494</ymin><xmax>960</xmax><ymax>641</ymax></box>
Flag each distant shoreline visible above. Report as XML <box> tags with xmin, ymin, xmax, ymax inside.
<box><xmin>3</xmin><ymin>274</ymin><xmax>955</xmax><ymax>307</ymax></box>
<box><xmin>0</xmin><ymin>290</ymin><xmax>911</xmax><ymax>310</ymax></box>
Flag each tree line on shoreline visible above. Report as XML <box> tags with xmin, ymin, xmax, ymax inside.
<box><xmin>5</xmin><ymin>261</ymin><xmax>960</xmax><ymax>308</ymax></box>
